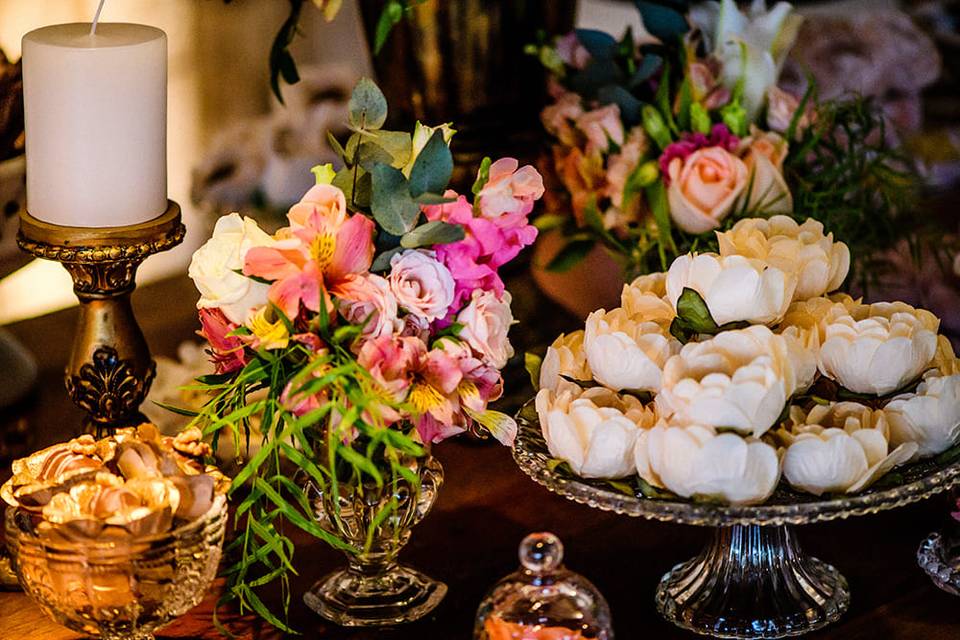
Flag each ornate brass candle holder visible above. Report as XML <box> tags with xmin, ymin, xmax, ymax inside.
<box><xmin>17</xmin><ymin>202</ymin><xmax>185</xmax><ymax>434</ymax></box>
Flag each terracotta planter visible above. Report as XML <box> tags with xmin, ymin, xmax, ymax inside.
<box><xmin>531</xmin><ymin>229</ymin><xmax>625</xmax><ymax>320</ymax></box>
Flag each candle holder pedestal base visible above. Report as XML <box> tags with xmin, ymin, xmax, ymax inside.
<box><xmin>17</xmin><ymin>203</ymin><xmax>185</xmax><ymax>435</ymax></box>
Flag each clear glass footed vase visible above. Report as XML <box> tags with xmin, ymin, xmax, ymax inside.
<box><xmin>303</xmin><ymin>454</ymin><xmax>447</xmax><ymax>627</ymax></box>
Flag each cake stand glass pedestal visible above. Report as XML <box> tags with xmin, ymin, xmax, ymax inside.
<box><xmin>513</xmin><ymin>404</ymin><xmax>960</xmax><ymax>639</ymax></box>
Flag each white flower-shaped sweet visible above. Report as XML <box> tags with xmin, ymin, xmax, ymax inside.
<box><xmin>620</xmin><ymin>272</ymin><xmax>674</xmax><ymax>325</ymax></box>
<box><xmin>777</xmin><ymin>402</ymin><xmax>917</xmax><ymax>496</ymax></box>
<box><xmin>666</xmin><ymin>253</ymin><xmax>797</xmax><ymax>326</ymax></box>
<box><xmin>539</xmin><ymin>330</ymin><xmax>592</xmax><ymax>392</ymax></box>
<box><xmin>818</xmin><ymin>301</ymin><xmax>939</xmax><ymax>396</ymax></box>
<box><xmin>656</xmin><ymin>325</ymin><xmax>815</xmax><ymax>438</ymax></box>
<box><xmin>535</xmin><ymin>384</ymin><xmax>657</xmax><ymax>479</ymax></box>
<box><xmin>634</xmin><ymin>422</ymin><xmax>780</xmax><ymax>505</ymax></box>
<box><xmin>718</xmin><ymin>216</ymin><xmax>850</xmax><ymax>302</ymax></box>
<box><xmin>885</xmin><ymin>373</ymin><xmax>960</xmax><ymax>459</ymax></box>
<box><xmin>584</xmin><ymin>308</ymin><xmax>680</xmax><ymax>392</ymax></box>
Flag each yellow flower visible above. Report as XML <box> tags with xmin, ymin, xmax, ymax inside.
<box><xmin>248</xmin><ymin>307</ymin><xmax>290</xmax><ymax>350</ymax></box>
<box><xmin>313</xmin><ymin>0</ymin><xmax>344</xmax><ymax>22</ymax></box>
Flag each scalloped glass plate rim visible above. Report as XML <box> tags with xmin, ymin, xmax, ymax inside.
<box><xmin>514</xmin><ymin>401</ymin><xmax>960</xmax><ymax>527</ymax></box>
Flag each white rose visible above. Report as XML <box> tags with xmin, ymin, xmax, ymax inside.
<box><xmin>388</xmin><ymin>250</ymin><xmax>456</xmax><ymax>322</ymax></box>
<box><xmin>885</xmin><ymin>374</ymin><xmax>960</xmax><ymax>459</ymax></box>
<box><xmin>188</xmin><ymin>213</ymin><xmax>274</xmax><ymax>325</ymax></box>
<box><xmin>540</xmin><ymin>330</ymin><xmax>592</xmax><ymax>392</ymax></box>
<box><xmin>818</xmin><ymin>301</ymin><xmax>939</xmax><ymax>395</ymax></box>
<box><xmin>737</xmin><ymin>133</ymin><xmax>793</xmax><ymax>215</ymax></box>
<box><xmin>718</xmin><ymin>216</ymin><xmax>850</xmax><ymax>302</ymax></box>
<box><xmin>584</xmin><ymin>308</ymin><xmax>680</xmax><ymax>392</ymax></box>
<box><xmin>656</xmin><ymin>326</ymin><xmax>815</xmax><ymax>438</ymax></box>
<box><xmin>535</xmin><ymin>385</ymin><xmax>656</xmax><ymax>479</ymax></box>
<box><xmin>634</xmin><ymin>422</ymin><xmax>780</xmax><ymax>505</ymax></box>
<box><xmin>666</xmin><ymin>253</ymin><xmax>797</xmax><ymax>326</ymax></box>
<box><xmin>777</xmin><ymin>403</ymin><xmax>917</xmax><ymax>495</ymax></box>
<box><xmin>620</xmin><ymin>272</ymin><xmax>674</xmax><ymax>325</ymax></box>
<box><xmin>457</xmin><ymin>290</ymin><xmax>515</xmax><ymax>369</ymax></box>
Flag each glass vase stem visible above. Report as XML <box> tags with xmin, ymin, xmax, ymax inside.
<box><xmin>656</xmin><ymin>524</ymin><xmax>850</xmax><ymax>639</ymax></box>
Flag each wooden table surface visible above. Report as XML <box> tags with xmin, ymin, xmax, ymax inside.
<box><xmin>2</xmin><ymin>272</ymin><xmax>960</xmax><ymax>639</ymax></box>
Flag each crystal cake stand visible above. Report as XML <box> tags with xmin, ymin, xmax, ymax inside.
<box><xmin>513</xmin><ymin>404</ymin><xmax>960</xmax><ymax>639</ymax></box>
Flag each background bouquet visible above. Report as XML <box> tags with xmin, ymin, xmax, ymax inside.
<box><xmin>531</xmin><ymin>215</ymin><xmax>960</xmax><ymax>505</ymax></box>
<box><xmin>530</xmin><ymin>0</ymin><xmax>926</xmax><ymax>291</ymax></box>
<box><xmin>183</xmin><ymin>78</ymin><xmax>543</xmax><ymax>628</ymax></box>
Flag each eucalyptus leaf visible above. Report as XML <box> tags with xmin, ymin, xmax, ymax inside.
<box><xmin>597</xmin><ymin>84</ymin><xmax>643</xmax><ymax>126</ymax></box>
<box><xmin>634</xmin><ymin>1</ymin><xmax>690</xmax><ymax>42</ymax></box>
<box><xmin>357</xmin><ymin>140</ymin><xmax>395</xmax><ymax>171</ymax></box>
<box><xmin>348</xmin><ymin>77</ymin><xmax>388</xmax><ymax>130</ymax></box>
<box><xmin>629</xmin><ymin>53</ymin><xmax>662</xmax><ymax>88</ymax></box>
<box><xmin>574</xmin><ymin>29</ymin><xmax>618</xmax><ymax>59</ymax></box>
<box><xmin>369</xmin><ymin>130</ymin><xmax>412</xmax><ymax>168</ymax></box>
<box><xmin>370</xmin><ymin>163</ymin><xmax>420</xmax><ymax>234</ymax></box>
<box><xmin>415</xmin><ymin>193</ymin><xmax>456</xmax><ymax>205</ymax></box>
<box><xmin>400</xmin><ymin>220</ymin><xmax>465</xmax><ymax>248</ymax></box>
<box><xmin>408</xmin><ymin>130</ymin><xmax>453</xmax><ymax>197</ymax></box>
<box><xmin>371</xmin><ymin>246</ymin><xmax>404</xmax><ymax>272</ymax></box>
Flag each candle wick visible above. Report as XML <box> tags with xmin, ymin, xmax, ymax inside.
<box><xmin>90</xmin><ymin>0</ymin><xmax>107</xmax><ymax>36</ymax></box>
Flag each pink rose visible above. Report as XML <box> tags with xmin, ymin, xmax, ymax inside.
<box><xmin>766</xmin><ymin>87</ymin><xmax>812</xmax><ymax>141</ymax></box>
<box><xmin>477</xmin><ymin>158</ymin><xmax>545</xmax><ymax>219</ymax></box>
<box><xmin>575</xmin><ymin>104</ymin><xmax>625</xmax><ymax>153</ymax></box>
<box><xmin>388</xmin><ymin>250</ymin><xmax>456</xmax><ymax>321</ymax></box>
<box><xmin>667</xmin><ymin>146</ymin><xmax>748</xmax><ymax>234</ymax></box>
<box><xmin>456</xmin><ymin>290</ymin><xmax>515</xmax><ymax>369</ymax></box>
<box><xmin>336</xmin><ymin>273</ymin><xmax>399</xmax><ymax>339</ymax></box>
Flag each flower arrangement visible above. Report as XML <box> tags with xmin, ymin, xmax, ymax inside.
<box><xmin>182</xmin><ymin>78</ymin><xmax>543</xmax><ymax>629</ymax></box>
<box><xmin>529</xmin><ymin>215</ymin><xmax>960</xmax><ymax>505</ymax></box>
<box><xmin>529</xmin><ymin>0</ymin><xmax>921</xmax><ymax>287</ymax></box>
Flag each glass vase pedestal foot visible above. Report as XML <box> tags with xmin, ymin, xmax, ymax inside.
<box><xmin>656</xmin><ymin>525</ymin><xmax>849</xmax><ymax>639</ymax></box>
<box><xmin>304</xmin><ymin>562</ymin><xmax>447</xmax><ymax>626</ymax></box>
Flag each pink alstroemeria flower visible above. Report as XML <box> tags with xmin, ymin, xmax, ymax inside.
<box><xmin>243</xmin><ymin>184</ymin><xmax>375</xmax><ymax>320</ymax></box>
<box><xmin>198</xmin><ymin>308</ymin><xmax>248</xmax><ymax>374</ymax></box>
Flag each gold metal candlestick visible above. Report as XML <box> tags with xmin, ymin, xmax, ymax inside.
<box><xmin>16</xmin><ymin>202</ymin><xmax>185</xmax><ymax>434</ymax></box>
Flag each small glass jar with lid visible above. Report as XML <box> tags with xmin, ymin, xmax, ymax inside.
<box><xmin>474</xmin><ymin>532</ymin><xmax>613</xmax><ymax>639</ymax></box>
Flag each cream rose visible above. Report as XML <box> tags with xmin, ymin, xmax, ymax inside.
<box><xmin>539</xmin><ymin>330</ymin><xmax>592</xmax><ymax>392</ymax></box>
<box><xmin>656</xmin><ymin>326</ymin><xmax>815</xmax><ymax>438</ymax></box>
<box><xmin>620</xmin><ymin>272</ymin><xmax>675</xmax><ymax>325</ymax></box>
<box><xmin>718</xmin><ymin>216</ymin><xmax>850</xmax><ymax>302</ymax></box>
<box><xmin>536</xmin><ymin>384</ymin><xmax>656</xmax><ymax>479</ymax></box>
<box><xmin>667</xmin><ymin>147</ymin><xmax>748</xmax><ymax>234</ymax></box>
<box><xmin>457</xmin><ymin>290</ymin><xmax>515</xmax><ymax>369</ymax></box>
<box><xmin>634</xmin><ymin>422</ymin><xmax>780</xmax><ymax>505</ymax></box>
<box><xmin>817</xmin><ymin>301</ymin><xmax>939</xmax><ymax>395</ymax></box>
<box><xmin>336</xmin><ymin>273</ymin><xmax>399</xmax><ymax>339</ymax></box>
<box><xmin>388</xmin><ymin>250</ymin><xmax>456</xmax><ymax>322</ymax></box>
<box><xmin>666</xmin><ymin>253</ymin><xmax>797</xmax><ymax>326</ymax></box>
<box><xmin>584</xmin><ymin>308</ymin><xmax>680</xmax><ymax>393</ymax></box>
<box><xmin>737</xmin><ymin>131</ymin><xmax>793</xmax><ymax>215</ymax></box>
<box><xmin>777</xmin><ymin>403</ymin><xmax>917</xmax><ymax>496</ymax></box>
<box><xmin>189</xmin><ymin>213</ymin><xmax>274</xmax><ymax>325</ymax></box>
<box><xmin>885</xmin><ymin>373</ymin><xmax>960</xmax><ymax>459</ymax></box>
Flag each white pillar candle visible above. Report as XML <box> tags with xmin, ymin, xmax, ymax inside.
<box><xmin>22</xmin><ymin>23</ymin><xmax>167</xmax><ymax>227</ymax></box>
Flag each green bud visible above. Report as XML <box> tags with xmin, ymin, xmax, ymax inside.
<box><xmin>634</xmin><ymin>160</ymin><xmax>660</xmax><ymax>188</ymax></box>
<box><xmin>311</xmin><ymin>163</ymin><xmax>337</xmax><ymax>185</ymax></box>
<box><xmin>642</xmin><ymin>105</ymin><xmax>672</xmax><ymax>150</ymax></box>
<box><xmin>690</xmin><ymin>102</ymin><xmax>711</xmax><ymax>134</ymax></box>
<box><xmin>720</xmin><ymin>101</ymin><xmax>747</xmax><ymax>137</ymax></box>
